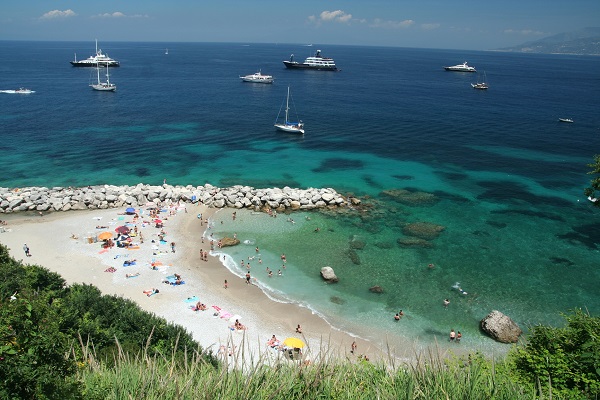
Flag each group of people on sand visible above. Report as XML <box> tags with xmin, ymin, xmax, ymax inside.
<box><xmin>232</xmin><ymin>319</ymin><xmax>246</xmax><ymax>331</ymax></box>
<box><xmin>192</xmin><ymin>301</ymin><xmax>208</xmax><ymax>311</ymax></box>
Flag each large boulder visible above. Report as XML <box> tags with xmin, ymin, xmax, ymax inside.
<box><xmin>480</xmin><ymin>310</ymin><xmax>522</xmax><ymax>343</ymax></box>
<box><xmin>320</xmin><ymin>266</ymin><xmax>338</xmax><ymax>283</ymax></box>
<box><xmin>219</xmin><ymin>237</ymin><xmax>240</xmax><ymax>248</ymax></box>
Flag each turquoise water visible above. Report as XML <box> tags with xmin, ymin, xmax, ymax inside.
<box><xmin>1</xmin><ymin>41</ymin><xmax>599</xmax><ymax>354</ymax></box>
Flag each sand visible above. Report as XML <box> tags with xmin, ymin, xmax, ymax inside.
<box><xmin>0</xmin><ymin>204</ymin><xmax>388</xmax><ymax>365</ymax></box>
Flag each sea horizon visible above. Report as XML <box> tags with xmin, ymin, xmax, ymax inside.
<box><xmin>1</xmin><ymin>40</ymin><xmax>599</xmax><ymax>355</ymax></box>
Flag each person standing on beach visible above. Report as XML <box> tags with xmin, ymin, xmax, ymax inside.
<box><xmin>23</xmin><ymin>244</ymin><xmax>31</xmax><ymax>257</ymax></box>
<box><xmin>171</xmin><ymin>242</ymin><xmax>176</xmax><ymax>253</ymax></box>
<box><xmin>245</xmin><ymin>272</ymin><xmax>251</xmax><ymax>284</ymax></box>
<box><xmin>351</xmin><ymin>341</ymin><xmax>357</xmax><ymax>354</ymax></box>
<box><xmin>224</xmin><ymin>279</ymin><xmax>228</xmax><ymax>289</ymax></box>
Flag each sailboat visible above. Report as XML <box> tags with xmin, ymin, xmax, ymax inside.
<box><xmin>90</xmin><ymin>61</ymin><xmax>116</xmax><ymax>92</ymax></box>
<box><xmin>471</xmin><ymin>71</ymin><xmax>489</xmax><ymax>90</ymax></box>
<box><xmin>274</xmin><ymin>86</ymin><xmax>304</xmax><ymax>134</ymax></box>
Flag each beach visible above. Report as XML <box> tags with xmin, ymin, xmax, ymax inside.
<box><xmin>0</xmin><ymin>204</ymin><xmax>404</xmax><ymax>365</ymax></box>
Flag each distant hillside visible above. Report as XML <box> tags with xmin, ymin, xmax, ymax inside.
<box><xmin>497</xmin><ymin>27</ymin><xmax>600</xmax><ymax>55</ymax></box>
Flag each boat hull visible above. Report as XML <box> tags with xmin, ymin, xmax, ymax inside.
<box><xmin>240</xmin><ymin>77</ymin><xmax>273</xmax><ymax>84</ymax></box>
<box><xmin>90</xmin><ymin>84</ymin><xmax>116</xmax><ymax>92</ymax></box>
<box><xmin>444</xmin><ymin>67</ymin><xmax>476</xmax><ymax>72</ymax></box>
<box><xmin>283</xmin><ymin>61</ymin><xmax>337</xmax><ymax>71</ymax></box>
<box><xmin>71</xmin><ymin>61</ymin><xmax>120</xmax><ymax>67</ymax></box>
<box><xmin>274</xmin><ymin>124</ymin><xmax>304</xmax><ymax>134</ymax></box>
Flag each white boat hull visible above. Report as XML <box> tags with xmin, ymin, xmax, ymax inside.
<box><xmin>91</xmin><ymin>83</ymin><xmax>116</xmax><ymax>92</ymax></box>
<box><xmin>274</xmin><ymin>123</ymin><xmax>304</xmax><ymax>134</ymax></box>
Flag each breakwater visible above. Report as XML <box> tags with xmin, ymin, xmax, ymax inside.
<box><xmin>0</xmin><ymin>184</ymin><xmax>359</xmax><ymax>213</ymax></box>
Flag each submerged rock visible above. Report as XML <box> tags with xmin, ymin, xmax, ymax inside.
<box><xmin>402</xmin><ymin>222</ymin><xmax>445</xmax><ymax>240</ymax></box>
<box><xmin>397</xmin><ymin>237</ymin><xmax>434</xmax><ymax>248</ymax></box>
<box><xmin>381</xmin><ymin>189</ymin><xmax>438</xmax><ymax>206</ymax></box>
<box><xmin>345</xmin><ymin>249</ymin><xmax>361</xmax><ymax>265</ymax></box>
<box><xmin>369</xmin><ymin>285</ymin><xmax>384</xmax><ymax>294</ymax></box>
<box><xmin>480</xmin><ymin>310</ymin><xmax>522</xmax><ymax>343</ymax></box>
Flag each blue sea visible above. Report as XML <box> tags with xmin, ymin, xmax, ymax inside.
<box><xmin>1</xmin><ymin>41</ymin><xmax>599</xmax><ymax>355</ymax></box>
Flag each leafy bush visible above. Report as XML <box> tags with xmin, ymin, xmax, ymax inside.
<box><xmin>509</xmin><ymin>308</ymin><xmax>600</xmax><ymax>398</ymax></box>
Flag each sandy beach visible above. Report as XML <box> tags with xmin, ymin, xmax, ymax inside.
<box><xmin>0</xmin><ymin>204</ymin><xmax>390</xmax><ymax>365</ymax></box>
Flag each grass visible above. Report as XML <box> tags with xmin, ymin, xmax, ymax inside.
<box><xmin>74</xmin><ymin>333</ymin><xmax>541</xmax><ymax>399</ymax></box>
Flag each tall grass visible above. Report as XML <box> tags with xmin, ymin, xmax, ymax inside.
<box><xmin>75</xmin><ymin>334</ymin><xmax>540</xmax><ymax>399</ymax></box>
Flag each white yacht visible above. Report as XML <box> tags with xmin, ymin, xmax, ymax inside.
<box><xmin>283</xmin><ymin>50</ymin><xmax>338</xmax><ymax>71</ymax></box>
<box><xmin>71</xmin><ymin>40</ymin><xmax>120</xmax><ymax>67</ymax></box>
<box><xmin>240</xmin><ymin>70</ymin><xmax>274</xmax><ymax>84</ymax></box>
<box><xmin>444</xmin><ymin>61</ymin><xmax>476</xmax><ymax>72</ymax></box>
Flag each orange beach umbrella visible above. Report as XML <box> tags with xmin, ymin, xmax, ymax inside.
<box><xmin>98</xmin><ymin>231</ymin><xmax>113</xmax><ymax>240</ymax></box>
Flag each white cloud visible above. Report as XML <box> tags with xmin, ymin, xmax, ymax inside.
<box><xmin>94</xmin><ymin>12</ymin><xmax>126</xmax><ymax>18</ymax></box>
<box><xmin>40</xmin><ymin>9</ymin><xmax>76</xmax><ymax>19</ymax></box>
<box><xmin>504</xmin><ymin>29</ymin><xmax>545</xmax><ymax>36</ymax></box>
<box><xmin>421</xmin><ymin>23</ymin><xmax>440</xmax><ymax>30</ymax></box>
<box><xmin>370</xmin><ymin>18</ymin><xmax>414</xmax><ymax>29</ymax></box>
<box><xmin>92</xmin><ymin>12</ymin><xmax>149</xmax><ymax>19</ymax></box>
<box><xmin>311</xmin><ymin>10</ymin><xmax>353</xmax><ymax>24</ymax></box>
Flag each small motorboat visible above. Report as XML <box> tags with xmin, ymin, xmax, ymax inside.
<box><xmin>558</xmin><ymin>118</ymin><xmax>574</xmax><ymax>123</ymax></box>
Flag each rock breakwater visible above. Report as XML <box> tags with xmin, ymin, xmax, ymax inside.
<box><xmin>0</xmin><ymin>184</ymin><xmax>357</xmax><ymax>214</ymax></box>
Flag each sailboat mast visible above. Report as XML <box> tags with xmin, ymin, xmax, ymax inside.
<box><xmin>285</xmin><ymin>86</ymin><xmax>290</xmax><ymax>124</ymax></box>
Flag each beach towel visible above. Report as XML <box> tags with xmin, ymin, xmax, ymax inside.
<box><xmin>220</xmin><ymin>312</ymin><xmax>232</xmax><ymax>320</ymax></box>
<box><xmin>104</xmin><ymin>267</ymin><xmax>117</xmax><ymax>273</ymax></box>
<box><xmin>127</xmin><ymin>246</ymin><xmax>141</xmax><ymax>250</ymax></box>
<box><xmin>164</xmin><ymin>275</ymin><xmax>185</xmax><ymax>285</ymax></box>
<box><xmin>184</xmin><ymin>296</ymin><xmax>199</xmax><ymax>303</ymax></box>
<box><xmin>99</xmin><ymin>249</ymin><xmax>109</xmax><ymax>254</ymax></box>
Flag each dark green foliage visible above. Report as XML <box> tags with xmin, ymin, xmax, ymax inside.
<box><xmin>0</xmin><ymin>243</ymin><xmax>216</xmax><ymax>398</ymax></box>
<box><xmin>0</xmin><ymin>296</ymin><xmax>81</xmax><ymax>399</ymax></box>
<box><xmin>58</xmin><ymin>283</ymin><xmax>204</xmax><ymax>362</ymax></box>
<box><xmin>584</xmin><ymin>154</ymin><xmax>600</xmax><ymax>207</ymax></box>
<box><xmin>509</xmin><ymin>308</ymin><xmax>600</xmax><ymax>398</ymax></box>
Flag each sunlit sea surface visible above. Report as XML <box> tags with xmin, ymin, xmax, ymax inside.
<box><xmin>1</xmin><ymin>41</ymin><xmax>599</xmax><ymax>355</ymax></box>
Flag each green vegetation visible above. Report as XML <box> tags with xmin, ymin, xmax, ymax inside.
<box><xmin>1</xmin><ymin>243</ymin><xmax>598</xmax><ymax>399</ymax></box>
<box><xmin>584</xmin><ymin>154</ymin><xmax>600</xmax><ymax>207</ymax></box>
<box><xmin>509</xmin><ymin>309</ymin><xmax>600</xmax><ymax>399</ymax></box>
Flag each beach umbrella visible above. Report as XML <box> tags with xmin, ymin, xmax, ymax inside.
<box><xmin>115</xmin><ymin>225</ymin><xmax>131</xmax><ymax>234</ymax></box>
<box><xmin>98</xmin><ymin>231</ymin><xmax>113</xmax><ymax>240</ymax></box>
<box><xmin>283</xmin><ymin>337</ymin><xmax>305</xmax><ymax>349</ymax></box>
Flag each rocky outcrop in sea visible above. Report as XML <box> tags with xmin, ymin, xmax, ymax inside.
<box><xmin>0</xmin><ymin>184</ymin><xmax>357</xmax><ymax>214</ymax></box>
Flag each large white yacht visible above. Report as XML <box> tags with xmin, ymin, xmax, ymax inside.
<box><xmin>71</xmin><ymin>40</ymin><xmax>120</xmax><ymax>67</ymax></box>
<box><xmin>283</xmin><ymin>50</ymin><xmax>338</xmax><ymax>71</ymax></box>
<box><xmin>240</xmin><ymin>70</ymin><xmax>274</xmax><ymax>84</ymax></box>
<box><xmin>444</xmin><ymin>61</ymin><xmax>476</xmax><ymax>72</ymax></box>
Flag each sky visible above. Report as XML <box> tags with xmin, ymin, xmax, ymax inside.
<box><xmin>1</xmin><ymin>0</ymin><xmax>599</xmax><ymax>50</ymax></box>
